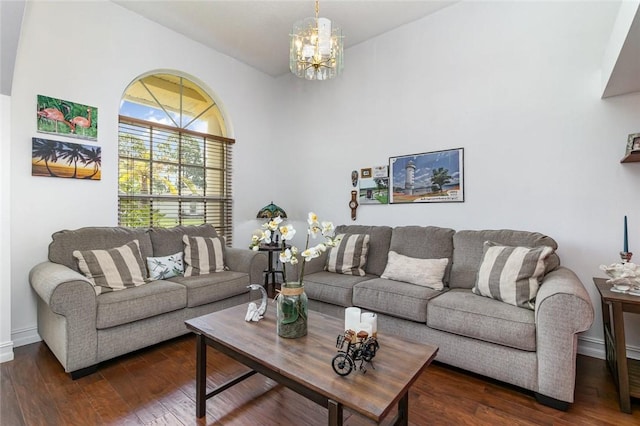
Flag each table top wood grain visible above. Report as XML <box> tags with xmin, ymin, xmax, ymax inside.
<box><xmin>186</xmin><ymin>304</ymin><xmax>438</xmax><ymax>422</ymax></box>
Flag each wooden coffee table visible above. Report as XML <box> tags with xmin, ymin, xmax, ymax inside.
<box><xmin>185</xmin><ymin>304</ymin><xmax>438</xmax><ymax>425</ymax></box>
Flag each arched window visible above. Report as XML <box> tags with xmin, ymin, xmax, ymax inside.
<box><xmin>118</xmin><ymin>73</ymin><xmax>233</xmax><ymax>243</ymax></box>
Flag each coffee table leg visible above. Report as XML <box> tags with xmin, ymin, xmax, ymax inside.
<box><xmin>328</xmin><ymin>399</ymin><xmax>343</xmax><ymax>426</ymax></box>
<box><xmin>196</xmin><ymin>333</ymin><xmax>206</xmax><ymax>418</ymax></box>
<box><xmin>396</xmin><ymin>392</ymin><xmax>408</xmax><ymax>426</ymax></box>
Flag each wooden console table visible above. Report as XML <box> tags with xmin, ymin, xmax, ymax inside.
<box><xmin>594</xmin><ymin>277</ymin><xmax>640</xmax><ymax>413</ymax></box>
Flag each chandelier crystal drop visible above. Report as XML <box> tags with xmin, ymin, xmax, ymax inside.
<box><xmin>289</xmin><ymin>0</ymin><xmax>344</xmax><ymax>80</ymax></box>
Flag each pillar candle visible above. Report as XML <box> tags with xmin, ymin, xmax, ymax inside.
<box><xmin>624</xmin><ymin>215</ymin><xmax>629</xmax><ymax>252</ymax></box>
<box><xmin>361</xmin><ymin>312</ymin><xmax>377</xmax><ymax>337</ymax></box>
<box><xmin>356</xmin><ymin>322</ymin><xmax>373</xmax><ymax>339</ymax></box>
<box><xmin>344</xmin><ymin>307</ymin><xmax>361</xmax><ymax>332</ymax></box>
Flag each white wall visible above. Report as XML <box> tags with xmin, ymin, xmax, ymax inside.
<box><xmin>275</xmin><ymin>1</ymin><xmax>640</xmax><ymax>358</ymax></box>
<box><xmin>1</xmin><ymin>94</ymin><xmax>13</xmax><ymax>362</ymax></box>
<box><xmin>9</xmin><ymin>0</ymin><xmax>275</xmax><ymax>346</ymax></box>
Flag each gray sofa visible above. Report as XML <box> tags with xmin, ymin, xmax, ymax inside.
<box><xmin>29</xmin><ymin>224</ymin><xmax>267</xmax><ymax>378</ymax></box>
<box><xmin>299</xmin><ymin>225</ymin><xmax>594</xmax><ymax>410</ymax></box>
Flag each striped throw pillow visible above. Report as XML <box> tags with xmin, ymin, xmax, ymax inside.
<box><xmin>183</xmin><ymin>235</ymin><xmax>226</xmax><ymax>276</ymax></box>
<box><xmin>326</xmin><ymin>233</ymin><xmax>370</xmax><ymax>276</ymax></box>
<box><xmin>472</xmin><ymin>241</ymin><xmax>555</xmax><ymax>310</ymax></box>
<box><xmin>73</xmin><ymin>240</ymin><xmax>148</xmax><ymax>295</ymax></box>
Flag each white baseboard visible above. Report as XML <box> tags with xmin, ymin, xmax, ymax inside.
<box><xmin>0</xmin><ymin>340</ymin><xmax>14</xmax><ymax>363</ymax></box>
<box><xmin>577</xmin><ymin>335</ymin><xmax>640</xmax><ymax>360</ymax></box>
<box><xmin>578</xmin><ymin>336</ymin><xmax>605</xmax><ymax>359</ymax></box>
<box><xmin>11</xmin><ymin>325</ymin><xmax>41</xmax><ymax>348</ymax></box>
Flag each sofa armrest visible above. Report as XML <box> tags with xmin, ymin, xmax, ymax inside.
<box><xmin>225</xmin><ymin>248</ymin><xmax>268</xmax><ymax>285</ymax></box>
<box><xmin>534</xmin><ymin>266</ymin><xmax>594</xmax><ymax>403</ymax></box>
<box><xmin>30</xmin><ymin>261</ymin><xmax>96</xmax><ymax>314</ymax></box>
<box><xmin>29</xmin><ymin>261</ymin><xmax>99</xmax><ymax>373</ymax></box>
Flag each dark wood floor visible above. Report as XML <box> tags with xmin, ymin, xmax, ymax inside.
<box><xmin>2</xmin><ymin>335</ymin><xmax>639</xmax><ymax>425</ymax></box>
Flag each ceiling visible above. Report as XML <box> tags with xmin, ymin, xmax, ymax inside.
<box><xmin>2</xmin><ymin>1</ymin><xmax>638</xmax><ymax>96</ymax></box>
<box><xmin>112</xmin><ymin>0</ymin><xmax>456</xmax><ymax>77</ymax></box>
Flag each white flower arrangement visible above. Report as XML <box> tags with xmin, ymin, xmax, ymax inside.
<box><xmin>250</xmin><ymin>212</ymin><xmax>340</xmax><ymax>284</ymax></box>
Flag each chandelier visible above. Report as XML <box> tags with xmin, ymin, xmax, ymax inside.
<box><xmin>289</xmin><ymin>0</ymin><xmax>344</xmax><ymax>80</ymax></box>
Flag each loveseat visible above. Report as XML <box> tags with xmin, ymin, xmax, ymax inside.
<box><xmin>298</xmin><ymin>224</ymin><xmax>593</xmax><ymax>410</ymax></box>
<box><xmin>29</xmin><ymin>224</ymin><xmax>267</xmax><ymax>378</ymax></box>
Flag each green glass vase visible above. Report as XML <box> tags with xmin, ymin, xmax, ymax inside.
<box><xmin>276</xmin><ymin>282</ymin><xmax>308</xmax><ymax>338</ymax></box>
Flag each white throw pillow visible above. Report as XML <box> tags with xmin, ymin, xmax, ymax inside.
<box><xmin>147</xmin><ymin>252</ymin><xmax>184</xmax><ymax>280</ymax></box>
<box><xmin>381</xmin><ymin>251</ymin><xmax>448</xmax><ymax>290</ymax></box>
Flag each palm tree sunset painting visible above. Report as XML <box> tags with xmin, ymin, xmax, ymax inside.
<box><xmin>32</xmin><ymin>138</ymin><xmax>101</xmax><ymax>180</ymax></box>
<box><xmin>37</xmin><ymin>95</ymin><xmax>98</xmax><ymax>141</ymax></box>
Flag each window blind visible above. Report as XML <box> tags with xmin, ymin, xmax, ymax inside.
<box><xmin>118</xmin><ymin>116</ymin><xmax>234</xmax><ymax>244</ymax></box>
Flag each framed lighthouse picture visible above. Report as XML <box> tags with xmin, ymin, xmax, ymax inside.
<box><xmin>389</xmin><ymin>148</ymin><xmax>464</xmax><ymax>204</ymax></box>
<box><xmin>36</xmin><ymin>95</ymin><xmax>98</xmax><ymax>141</ymax></box>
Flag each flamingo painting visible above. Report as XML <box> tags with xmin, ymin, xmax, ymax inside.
<box><xmin>37</xmin><ymin>105</ymin><xmax>75</xmax><ymax>133</ymax></box>
<box><xmin>71</xmin><ymin>108</ymin><xmax>92</xmax><ymax>136</ymax></box>
<box><xmin>37</xmin><ymin>95</ymin><xmax>98</xmax><ymax>140</ymax></box>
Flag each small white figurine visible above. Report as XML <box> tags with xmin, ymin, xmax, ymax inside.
<box><xmin>245</xmin><ymin>284</ymin><xmax>268</xmax><ymax>322</ymax></box>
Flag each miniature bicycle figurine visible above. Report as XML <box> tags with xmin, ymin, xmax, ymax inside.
<box><xmin>331</xmin><ymin>329</ymin><xmax>379</xmax><ymax>376</ymax></box>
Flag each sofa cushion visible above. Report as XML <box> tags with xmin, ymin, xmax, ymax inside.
<box><xmin>147</xmin><ymin>252</ymin><xmax>184</xmax><ymax>280</ymax></box>
<box><xmin>473</xmin><ymin>242</ymin><xmax>555</xmax><ymax>310</ymax></box>
<box><xmin>334</xmin><ymin>225</ymin><xmax>392</xmax><ymax>276</ymax></box>
<box><xmin>183</xmin><ymin>235</ymin><xmax>226</xmax><ymax>276</ymax></box>
<box><xmin>381</xmin><ymin>251</ymin><xmax>447</xmax><ymax>290</ymax></box>
<box><xmin>427</xmin><ymin>288</ymin><xmax>536</xmax><ymax>351</ymax></box>
<box><xmin>168</xmin><ymin>271</ymin><xmax>250</xmax><ymax>307</ymax></box>
<box><xmin>353</xmin><ymin>277</ymin><xmax>442</xmax><ymax>322</ymax></box>
<box><xmin>96</xmin><ymin>280</ymin><xmax>186</xmax><ymax>329</ymax></box>
<box><xmin>74</xmin><ymin>240</ymin><xmax>148</xmax><ymax>295</ymax></box>
<box><xmin>326</xmin><ymin>233</ymin><xmax>370</xmax><ymax>276</ymax></box>
<box><xmin>49</xmin><ymin>226</ymin><xmax>153</xmax><ymax>272</ymax></box>
<box><xmin>148</xmin><ymin>224</ymin><xmax>218</xmax><ymax>257</ymax></box>
<box><xmin>450</xmin><ymin>229</ymin><xmax>560</xmax><ymax>289</ymax></box>
<box><xmin>389</xmin><ymin>226</ymin><xmax>455</xmax><ymax>285</ymax></box>
<box><xmin>303</xmin><ymin>271</ymin><xmax>374</xmax><ymax>307</ymax></box>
